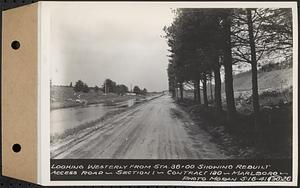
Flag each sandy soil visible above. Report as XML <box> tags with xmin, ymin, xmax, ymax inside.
<box><xmin>51</xmin><ymin>95</ymin><xmax>227</xmax><ymax>159</ymax></box>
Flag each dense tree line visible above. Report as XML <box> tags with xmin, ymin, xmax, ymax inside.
<box><xmin>102</xmin><ymin>79</ymin><xmax>147</xmax><ymax>95</ymax></box>
<box><xmin>164</xmin><ymin>8</ymin><xmax>292</xmax><ymax>124</ymax></box>
<box><xmin>72</xmin><ymin>79</ymin><xmax>147</xmax><ymax>95</ymax></box>
<box><xmin>133</xmin><ymin>86</ymin><xmax>147</xmax><ymax>95</ymax></box>
<box><xmin>74</xmin><ymin>80</ymin><xmax>89</xmax><ymax>93</ymax></box>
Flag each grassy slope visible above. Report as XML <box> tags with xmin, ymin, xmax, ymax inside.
<box><xmin>179</xmin><ymin>68</ymin><xmax>293</xmax><ymax>158</ymax></box>
<box><xmin>184</xmin><ymin>68</ymin><xmax>293</xmax><ymax>102</ymax></box>
<box><xmin>224</xmin><ymin>68</ymin><xmax>292</xmax><ymax>92</ymax></box>
<box><xmin>229</xmin><ymin>68</ymin><xmax>293</xmax><ymax>113</ymax></box>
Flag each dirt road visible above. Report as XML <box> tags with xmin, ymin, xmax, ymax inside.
<box><xmin>51</xmin><ymin>95</ymin><xmax>227</xmax><ymax>159</ymax></box>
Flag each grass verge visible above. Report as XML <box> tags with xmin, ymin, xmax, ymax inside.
<box><xmin>176</xmin><ymin>99</ymin><xmax>292</xmax><ymax>159</ymax></box>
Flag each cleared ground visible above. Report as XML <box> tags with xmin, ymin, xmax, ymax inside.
<box><xmin>51</xmin><ymin>95</ymin><xmax>227</xmax><ymax>159</ymax></box>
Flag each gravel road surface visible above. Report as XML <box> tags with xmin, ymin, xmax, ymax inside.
<box><xmin>51</xmin><ymin>95</ymin><xmax>227</xmax><ymax>159</ymax></box>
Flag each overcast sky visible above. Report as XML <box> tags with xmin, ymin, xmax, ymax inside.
<box><xmin>49</xmin><ymin>3</ymin><xmax>175</xmax><ymax>92</ymax></box>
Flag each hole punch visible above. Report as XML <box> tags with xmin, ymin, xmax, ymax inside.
<box><xmin>11</xmin><ymin>41</ymin><xmax>20</xmax><ymax>50</ymax></box>
<box><xmin>12</xmin><ymin>144</ymin><xmax>21</xmax><ymax>153</ymax></box>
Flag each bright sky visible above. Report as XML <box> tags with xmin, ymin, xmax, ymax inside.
<box><xmin>49</xmin><ymin>2</ymin><xmax>175</xmax><ymax>92</ymax></box>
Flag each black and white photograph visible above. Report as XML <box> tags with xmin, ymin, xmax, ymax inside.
<box><xmin>49</xmin><ymin>3</ymin><xmax>295</xmax><ymax>162</ymax></box>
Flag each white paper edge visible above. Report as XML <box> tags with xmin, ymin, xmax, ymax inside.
<box><xmin>38</xmin><ymin>1</ymin><xmax>298</xmax><ymax>186</ymax></box>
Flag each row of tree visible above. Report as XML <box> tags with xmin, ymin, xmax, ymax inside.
<box><xmin>164</xmin><ymin>8</ymin><xmax>292</xmax><ymax>125</ymax></box>
<box><xmin>102</xmin><ymin>79</ymin><xmax>128</xmax><ymax>94</ymax></box>
<box><xmin>71</xmin><ymin>79</ymin><xmax>147</xmax><ymax>95</ymax></box>
<box><xmin>73</xmin><ymin>80</ymin><xmax>89</xmax><ymax>93</ymax></box>
<box><xmin>102</xmin><ymin>79</ymin><xmax>147</xmax><ymax>95</ymax></box>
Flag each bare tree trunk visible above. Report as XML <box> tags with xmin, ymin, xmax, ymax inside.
<box><xmin>202</xmin><ymin>77</ymin><xmax>208</xmax><ymax>108</ymax></box>
<box><xmin>210</xmin><ymin>76</ymin><xmax>214</xmax><ymax>101</ymax></box>
<box><xmin>247</xmin><ymin>9</ymin><xmax>260</xmax><ymax>142</ymax></box>
<box><xmin>196</xmin><ymin>79</ymin><xmax>201</xmax><ymax>104</ymax></box>
<box><xmin>214</xmin><ymin>66</ymin><xmax>222</xmax><ymax>113</ymax></box>
<box><xmin>247</xmin><ymin>9</ymin><xmax>260</xmax><ymax>120</ymax></box>
<box><xmin>223</xmin><ymin>12</ymin><xmax>236</xmax><ymax>120</ymax></box>
<box><xmin>251</xmin><ymin>62</ymin><xmax>259</xmax><ymax>113</ymax></box>
<box><xmin>193</xmin><ymin>81</ymin><xmax>197</xmax><ymax>101</ymax></box>
<box><xmin>179</xmin><ymin>83</ymin><xmax>183</xmax><ymax>100</ymax></box>
<box><xmin>172</xmin><ymin>89</ymin><xmax>176</xmax><ymax>98</ymax></box>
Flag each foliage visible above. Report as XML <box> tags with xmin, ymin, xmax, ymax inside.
<box><xmin>115</xmin><ymin>84</ymin><xmax>129</xmax><ymax>95</ymax></box>
<box><xmin>74</xmin><ymin>80</ymin><xmax>89</xmax><ymax>93</ymax></box>
<box><xmin>164</xmin><ymin>8</ymin><xmax>234</xmax><ymax>111</ymax></box>
<box><xmin>94</xmin><ymin>85</ymin><xmax>100</xmax><ymax>92</ymax></box>
<box><xmin>164</xmin><ymin>7</ymin><xmax>292</xmax><ymax>125</ymax></box>
<box><xmin>102</xmin><ymin>79</ymin><xmax>116</xmax><ymax>93</ymax></box>
<box><xmin>142</xmin><ymin>88</ymin><xmax>147</xmax><ymax>95</ymax></box>
<box><xmin>231</xmin><ymin>8</ymin><xmax>293</xmax><ymax>68</ymax></box>
<box><xmin>133</xmin><ymin>86</ymin><xmax>141</xmax><ymax>94</ymax></box>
